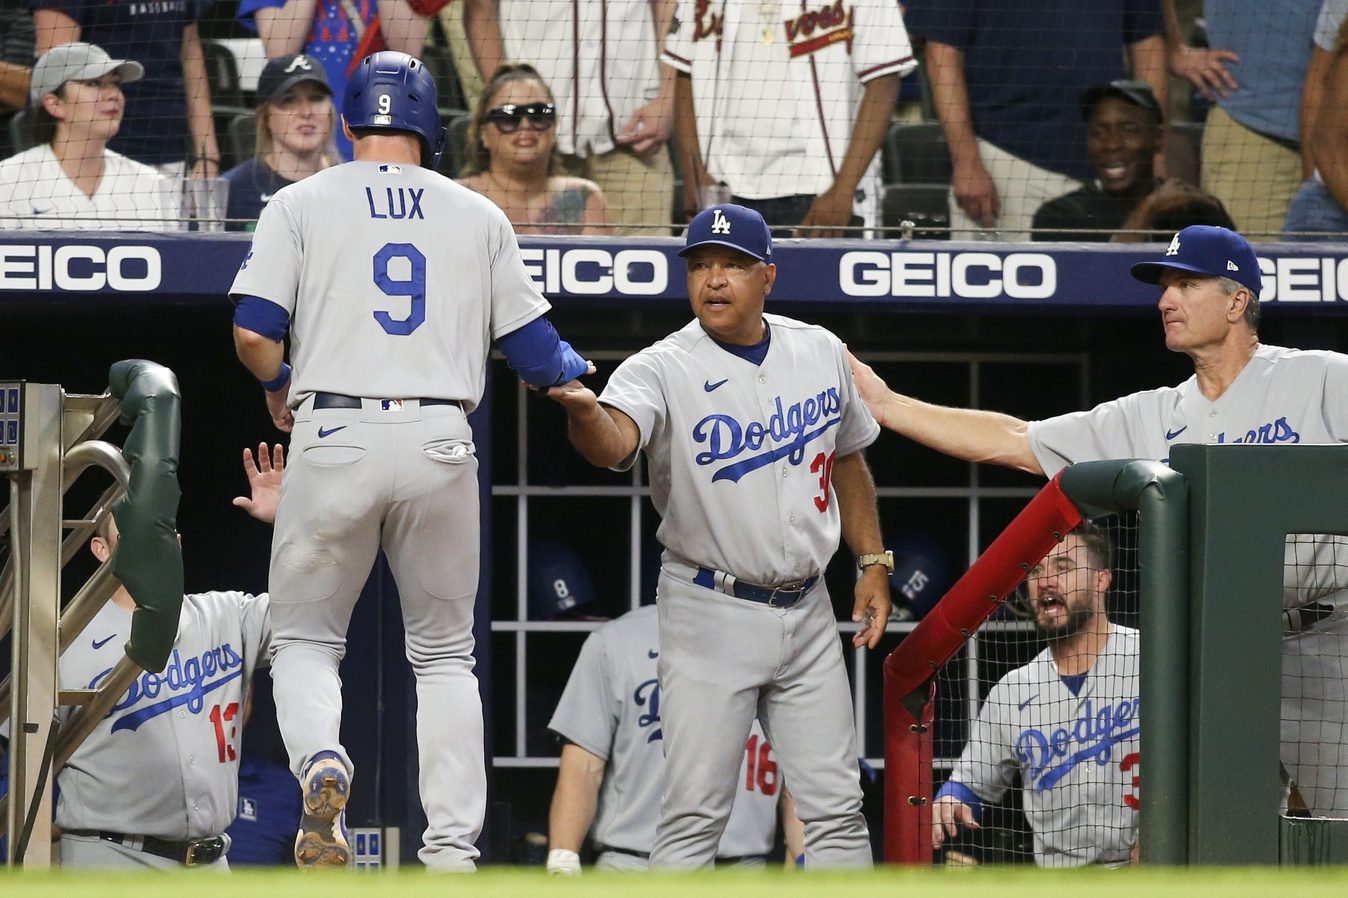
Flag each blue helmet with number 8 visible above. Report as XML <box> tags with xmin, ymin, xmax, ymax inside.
<box><xmin>342</xmin><ymin>51</ymin><xmax>446</xmax><ymax>170</ymax></box>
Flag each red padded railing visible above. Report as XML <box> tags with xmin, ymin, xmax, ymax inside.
<box><xmin>882</xmin><ymin>472</ymin><xmax>1083</xmax><ymax>864</ymax></box>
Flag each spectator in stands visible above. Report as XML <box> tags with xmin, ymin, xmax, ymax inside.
<box><xmin>0</xmin><ymin>42</ymin><xmax>178</xmax><ymax>230</ymax></box>
<box><xmin>903</xmin><ymin>0</ymin><xmax>1167</xmax><ymax>241</ymax></box>
<box><xmin>1111</xmin><ymin>178</ymin><xmax>1235</xmax><ymax>241</ymax></box>
<box><xmin>464</xmin><ymin>0</ymin><xmax>673</xmax><ymax>236</ymax></box>
<box><xmin>237</xmin><ymin>0</ymin><xmax>447</xmax><ymax>161</ymax></box>
<box><xmin>663</xmin><ymin>0</ymin><xmax>914</xmax><ymax>236</ymax></box>
<box><xmin>222</xmin><ymin>54</ymin><xmax>336</xmax><ymax>232</ymax></box>
<box><xmin>1284</xmin><ymin>4</ymin><xmax>1348</xmax><ymax>241</ymax></box>
<box><xmin>457</xmin><ymin>64</ymin><xmax>611</xmax><ymax>236</ymax></box>
<box><xmin>931</xmin><ymin>522</ymin><xmax>1140</xmax><ymax>868</ymax></box>
<box><xmin>30</xmin><ymin>0</ymin><xmax>221</xmax><ymax>177</ymax></box>
<box><xmin>1198</xmin><ymin>0</ymin><xmax>1320</xmax><ymax>238</ymax></box>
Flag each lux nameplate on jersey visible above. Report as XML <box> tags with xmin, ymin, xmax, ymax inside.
<box><xmin>0</xmin><ymin>244</ymin><xmax>162</xmax><ymax>291</ymax></box>
<box><xmin>518</xmin><ymin>247</ymin><xmax>668</xmax><ymax>297</ymax></box>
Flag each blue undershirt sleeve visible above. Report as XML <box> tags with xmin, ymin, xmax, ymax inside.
<box><xmin>232</xmin><ymin>296</ymin><xmax>291</xmax><ymax>342</ymax></box>
<box><xmin>497</xmin><ymin>316</ymin><xmax>589</xmax><ymax>387</ymax></box>
<box><xmin>934</xmin><ymin>780</ymin><xmax>985</xmax><ymax>823</ymax></box>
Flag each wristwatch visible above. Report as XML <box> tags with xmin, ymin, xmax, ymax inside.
<box><xmin>857</xmin><ymin>551</ymin><xmax>894</xmax><ymax>573</ymax></box>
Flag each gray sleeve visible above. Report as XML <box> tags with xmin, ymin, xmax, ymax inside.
<box><xmin>487</xmin><ymin>211</ymin><xmax>551</xmax><ymax>339</ymax></box>
<box><xmin>947</xmin><ymin>688</ymin><xmax>1019</xmax><ymax>806</ymax></box>
<box><xmin>547</xmin><ymin>631</ymin><xmax>617</xmax><ymax>761</ymax></box>
<box><xmin>1027</xmin><ymin>393</ymin><xmax>1145</xmax><ymax>477</ymax></box>
<box><xmin>1316</xmin><ymin>0</ymin><xmax>1348</xmax><ymax>50</ymax></box>
<box><xmin>228</xmin><ymin>197</ymin><xmax>303</xmax><ymax>315</ymax></box>
<box><xmin>240</xmin><ymin>592</ymin><xmax>272</xmax><ymax>670</ymax></box>
<box><xmin>597</xmin><ymin>351</ymin><xmax>667</xmax><ymax>471</ymax></box>
<box><xmin>1320</xmin><ymin>351</ymin><xmax>1348</xmax><ymax>440</ymax></box>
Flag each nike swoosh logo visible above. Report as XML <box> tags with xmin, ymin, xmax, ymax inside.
<box><xmin>704</xmin><ymin>379</ymin><xmax>729</xmax><ymax>392</ymax></box>
<box><xmin>647</xmin><ymin>649</ymin><xmax>659</xmax><ymax>659</ymax></box>
<box><xmin>92</xmin><ymin>634</ymin><xmax>116</xmax><ymax>650</ymax></box>
<box><xmin>1018</xmin><ymin>693</ymin><xmax>1039</xmax><ymax>710</ymax></box>
<box><xmin>1165</xmin><ymin>426</ymin><xmax>1188</xmax><ymax>441</ymax></box>
<box><xmin>317</xmin><ymin>425</ymin><xmax>347</xmax><ymax>438</ymax></box>
<box><xmin>32</xmin><ymin>207</ymin><xmax>50</xmax><ymax>214</ymax></box>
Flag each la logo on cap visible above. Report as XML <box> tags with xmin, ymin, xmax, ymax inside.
<box><xmin>1166</xmin><ymin>234</ymin><xmax>1181</xmax><ymax>256</ymax></box>
<box><xmin>711</xmin><ymin>209</ymin><xmax>731</xmax><ymax>235</ymax></box>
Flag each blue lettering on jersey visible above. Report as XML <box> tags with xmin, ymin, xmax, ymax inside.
<box><xmin>693</xmin><ymin>388</ymin><xmax>843</xmax><ymax>483</ymax></box>
<box><xmin>1014</xmin><ymin>697</ymin><xmax>1139</xmax><ymax>792</ymax></box>
<box><xmin>1213</xmin><ymin>416</ymin><xmax>1301</xmax><ymax>445</ymax></box>
<box><xmin>88</xmin><ymin>643</ymin><xmax>246</xmax><ymax>733</ymax></box>
<box><xmin>634</xmin><ymin>677</ymin><xmax>662</xmax><ymax>743</ymax></box>
<box><xmin>365</xmin><ymin>187</ymin><xmax>425</xmax><ymax>220</ymax></box>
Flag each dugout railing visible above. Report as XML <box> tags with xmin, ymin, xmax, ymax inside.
<box><xmin>884</xmin><ymin>449</ymin><xmax>1348</xmax><ymax>866</ymax></box>
<box><xmin>1</xmin><ymin>361</ymin><xmax>185</xmax><ymax>867</ymax></box>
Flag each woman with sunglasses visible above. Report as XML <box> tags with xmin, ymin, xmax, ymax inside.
<box><xmin>458</xmin><ymin>65</ymin><xmax>611</xmax><ymax>235</ymax></box>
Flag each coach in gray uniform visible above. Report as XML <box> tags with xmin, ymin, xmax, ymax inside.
<box><xmin>934</xmin><ymin>522</ymin><xmax>1140</xmax><ymax>867</ymax></box>
<box><xmin>851</xmin><ymin>224</ymin><xmax>1348</xmax><ymax>818</ymax></box>
<box><xmin>548</xmin><ymin>203</ymin><xmax>891</xmax><ymax>868</ymax></box>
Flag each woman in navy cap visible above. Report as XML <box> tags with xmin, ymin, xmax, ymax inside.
<box><xmin>221</xmin><ymin>53</ymin><xmax>337</xmax><ymax>231</ymax></box>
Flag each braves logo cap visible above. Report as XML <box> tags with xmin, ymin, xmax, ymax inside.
<box><xmin>678</xmin><ymin>203</ymin><xmax>772</xmax><ymax>262</ymax></box>
<box><xmin>257</xmin><ymin>54</ymin><xmax>332</xmax><ymax>104</ymax></box>
<box><xmin>1130</xmin><ymin>225</ymin><xmax>1262</xmax><ymax>295</ymax></box>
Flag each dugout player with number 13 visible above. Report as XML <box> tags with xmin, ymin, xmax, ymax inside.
<box><xmin>229</xmin><ymin>51</ymin><xmax>592</xmax><ymax>869</ymax></box>
<box><xmin>548</xmin><ymin>203</ymin><xmax>891</xmax><ymax>868</ymax></box>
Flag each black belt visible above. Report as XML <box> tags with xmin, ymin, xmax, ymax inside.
<box><xmin>694</xmin><ymin>567</ymin><xmax>818</xmax><ymax>608</ymax></box>
<box><xmin>1286</xmin><ymin>602</ymin><xmax>1335</xmax><ymax>633</ymax></box>
<box><xmin>312</xmin><ymin>392</ymin><xmax>460</xmax><ymax>410</ymax></box>
<box><xmin>64</xmin><ymin>829</ymin><xmax>227</xmax><ymax>867</ymax></box>
<box><xmin>595</xmin><ymin>844</ymin><xmax>767</xmax><ymax>866</ymax></box>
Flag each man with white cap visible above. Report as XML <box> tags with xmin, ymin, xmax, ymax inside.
<box><xmin>0</xmin><ymin>41</ymin><xmax>178</xmax><ymax>230</ymax></box>
<box><xmin>547</xmin><ymin>203</ymin><xmax>892</xmax><ymax>867</ymax></box>
<box><xmin>850</xmin><ymin>224</ymin><xmax>1348</xmax><ymax>817</ymax></box>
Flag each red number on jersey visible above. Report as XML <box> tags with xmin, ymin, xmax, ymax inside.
<box><xmin>1120</xmin><ymin>751</ymin><xmax>1140</xmax><ymax>810</ymax></box>
<box><xmin>811</xmin><ymin>452</ymin><xmax>836</xmax><ymax>512</ymax></box>
<box><xmin>210</xmin><ymin>702</ymin><xmax>240</xmax><ymax>764</ymax></box>
<box><xmin>743</xmin><ymin>734</ymin><xmax>780</xmax><ymax>796</ymax></box>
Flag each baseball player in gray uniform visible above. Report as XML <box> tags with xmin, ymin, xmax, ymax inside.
<box><xmin>4</xmin><ymin>446</ymin><xmax>280</xmax><ymax>869</ymax></box>
<box><xmin>547</xmin><ymin>203</ymin><xmax>892</xmax><ymax>868</ymax></box>
<box><xmin>933</xmin><ymin>522</ymin><xmax>1140</xmax><ymax>867</ymax></box>
<box><xmin>850</xmin><ymin>224</ymin><xmax>1348</xmax><ymax>818</ymax></box>
<box><xmin>229</xmin><ymin>51</ymin><xmax>591</xmax><ymax>869</ymax></box>
<box><xmin>545</xmin><ymin>605</ymin><xmax>802</xmax><ymax>873</ymax></box>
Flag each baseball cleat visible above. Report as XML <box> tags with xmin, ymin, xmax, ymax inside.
<box><xmin>295</xmin><ymin>756</ymin><xmax>351</xmax><ymax>868</ymax></box>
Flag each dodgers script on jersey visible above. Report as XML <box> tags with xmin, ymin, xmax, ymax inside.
<box><xmin>53</xmin><ymin>592</ymin><xmax>271</xmax><ymax>841</ymax></box>
<box><xmin>662</xmin><ymin>0</ymin><xmax>915</xmax><ymax>214</ymax></box>
<box><xmin>548</xmin><ymin>606</ymin><xmax>779</xmax><ymax>862</ymax></box>
<box><xmin>229</xmin><ymin>161</ymin><xmax>550</xmax><ymax>411</ymax></box>
<box><xmin>947</xmin><ymin>626</ymin><xmax>1140</xmax><ymax>867</ymax></box>
<box><xmin>599</xmin><ymin>313</ymin><xmax>879</xmax><ymax>585</ymax></box>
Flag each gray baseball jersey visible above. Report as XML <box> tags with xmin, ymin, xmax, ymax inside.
<box><xmin>229</xmin><ymin>161</ymin><xmax>550</xmax><ymax>412</ymax></box>
<box><xmin>229</xmin><ymin>158</ymin><xmax>542</xmax><ymax>869</ymax></box>
<box><xmin>1026</xmin><ymin>343</ymin><xmax>1348</xmax><ymax>815</ymax></box>
<box><xmin>945</xmin><ymin>625</ymin><xmax>1140</xmax><ymax>867</ymax></box>
<box><xmin>599</xmin><ymin>313</ymin><xmax>879</xmax><ymax>868</ymax></box>
<box><xmin>548</xmin><ymin>606</ymin><xmax>780</xmax><ymax>862</ymax></box>
<box><xmin>52</xmin><ymin>591</ymin><xmax>270</xmax><ymax>864</ymax></box>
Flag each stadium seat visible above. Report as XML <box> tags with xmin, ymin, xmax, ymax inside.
<box><xmin>439</xmin><ymin>110</ymin><xmax>473</xmax><ymax>178</ymax></box>
<box><xmin>201</xmin><ymin>39</ymin><xmax>244</xmax><ymax>109</ymax></box>
<box><xmin>883</xmin><ymin>121</ymin><xmax>953</xmax><ymax>186</ymax></box>
<box><xmin>881</xmin><ymin>183</ymin><xmax>951</xmax><ymax>239</ymax></box>
<box><xmin>211</xmin><ymin>104</ymin><xmax>252</xmax><ymax>171</ymax></box>
<box><xmin>227</xmin><ymin>112</ymin><xmax>258</xmax><ymax>171</ymax></box>
<box><xmin>7</xmin><ymin>107</ymin><xmax>34</xmax><ymax>156</ymax></box>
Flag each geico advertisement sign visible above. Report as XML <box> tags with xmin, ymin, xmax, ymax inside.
<box><xmin>520</xmin><ymin>247</ymin><xmax>667</xmax><ymax>295</ymax></box>
<box><xmin>0</xmin><ymin>244</ymin><xmax>161</xmax><ymax>291</ymax></box>
<box><xmin>840</xmin><ymin>251</ymin><xmax>1057</xmax><ymax>299</ymax></box>
<box><xmin>1256</xmin><ymin>256</ymin><xmax>1348</xmax><ymax>303</ymax></box>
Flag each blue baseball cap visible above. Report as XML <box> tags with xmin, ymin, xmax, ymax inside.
<box><xmin>678</xmin><ymin>203</ymin><xmax>772</xmax><ymax>262</ymax></box>
<box><xmin>1130</xmin><ymin>225</ymin><xmax>1262</xmax><ymax>295</ymax></box>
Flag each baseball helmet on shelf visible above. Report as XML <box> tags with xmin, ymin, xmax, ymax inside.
<box><xmin>887</xmin><ymin>533</ymin><xmax>954</xmax><ymax>621</ymax></box>
<box><xmin>528</xmin><ymin>541</ymin><xmax>604</xmax><ymax>621</ymax></box>
<box><xmin>342</xmin><ymin>51</ymin><xmax>446</xmax><ymax>170</ymax></box>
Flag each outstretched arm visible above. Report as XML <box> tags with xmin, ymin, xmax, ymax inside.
<box><xmin>233</xmin><ymin>443</ymin><xmax>285</xmax><ymax>524</ymax></box>
<box><xmin>545</xmin><ymin>381</ymin><xmax>642</xmax><ymax>469</ymax></box>
<box><xmin>831</xmin><ymin>451</ymin><xmax>890</xmax><ymax>649</ymax></box>
<box><xmin>847</xmin><ymin>351</ymin><xmax>1043</xmax><ymax>475</ymax></box>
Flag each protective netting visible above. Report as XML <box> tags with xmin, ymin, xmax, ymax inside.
<box><xmin>1</xmin><ymin>1</ymin><xmax>1345</xmax><ymax>239</ymax></box>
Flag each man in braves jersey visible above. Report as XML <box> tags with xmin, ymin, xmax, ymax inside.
<box><xmin>662</xmin><ymin>0</ymin><xmax>916</xmax><ymax>235</ymax></box>
<box><xmin>545</xmin><ymin>605</ymin><xmax>803</xmax><ymax>873</ymax></box>
<box><xmin>547</xmin><ymin>203</ymin><xmax>891</xmax><ymax>867</ymax></box>
<box><xmin>3</xmin><ymin>445</ymin><xmax>281</xmax><ymax>868</ymax></box>
<box><xmin>934</xmin><ymin>522</ymin><xmax>1140</xmax><ymax>867</ymax></box>
<box><xmin>850</xmin><ymin>224</ymin><xmax>1348</xmax><ymax>817</ymax></box>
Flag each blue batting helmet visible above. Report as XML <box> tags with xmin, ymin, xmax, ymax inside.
<box><xmin>342</xmin><ymin>51</ymin><xmax>446</xmax><ymax>170</ymax></box>
<box><xmin>528</xmin><ymin>541</ymin><xmax>603</xmax><ymax>621</ymax></box>
<box><xmin>887</xmin><ymin>533</ymin><xmax>954</xmax><ymax>620</ymax></box>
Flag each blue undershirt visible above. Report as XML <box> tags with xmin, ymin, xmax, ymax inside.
<box><xmin>709</xmin><ymin>322</ymin><xmax>771</xmax><ymax>365</ymax></box>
